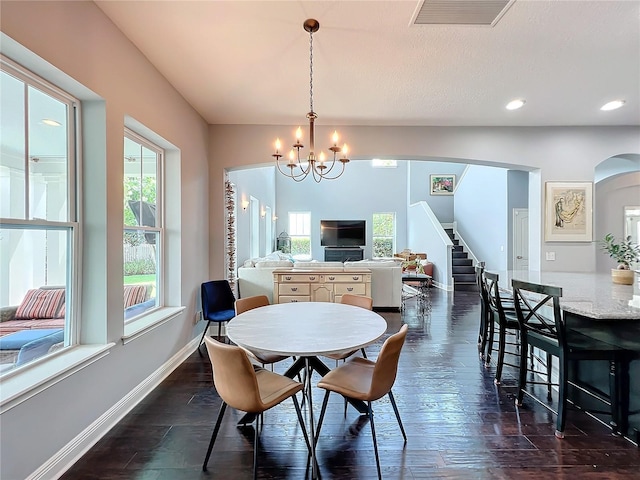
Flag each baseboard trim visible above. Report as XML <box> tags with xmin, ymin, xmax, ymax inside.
<box><xmin>28</xmin><ymin>338</ymin><xmax>200</xmax><ymax>480</ymax></box>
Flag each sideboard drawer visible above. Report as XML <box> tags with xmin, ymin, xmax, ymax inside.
<box><xmin>278</xmin><ymin>274</ymin><xmax>320</xmax><ymax>283</ymax></box>
<box><xmin>326</xmin><ymin>273</ymin><xmax>370</xmax><ymax>283</ymax></box>
<box><xmin>334</xmin><ymin>283</ymin><xmax>367</xmax><ymax>295</ymax></box>
<box><xmin>279</xmin><ymin>284</ymin><xmax>310</xmax><ymax>295</ymax></box>
<box><xmin>278</xmin><ymin>295</ymin><xmax>311</xmax><ymax>303</ymax></box>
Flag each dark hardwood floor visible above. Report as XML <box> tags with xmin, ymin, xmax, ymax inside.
<box><xmin>62</xmin><ymin>289</ymin><xmax>640</xmax><ymax>479</ymax></box>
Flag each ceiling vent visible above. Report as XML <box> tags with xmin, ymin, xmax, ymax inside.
<box><xmin>413</xmin><ymin>0</ymin><xmax>515</xmax><ymax>26</ymax></box>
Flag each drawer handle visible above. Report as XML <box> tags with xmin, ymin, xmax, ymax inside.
<box><xmin>347</xmin><ymin>287</ymin><xmax>353</xmax><ymax>292</ymax></box>
<box><xmin>328</xmin><ymin>276</ymin><xmax>335</xmax><ymax>280</ymax></box>
<box><xmin>309</xmin><ymin>276</ymin><xmax>316</xmax><ymax>280</ymax></box>
<box><xmin>291</xmin><ymin>299</ymin><xmax>298</xmax><ymax>302</ymax></box>
<box><xmin>291</xmin><ymin>287</ymin><xmax>298</xmax><ymax>292</ymax></box>
<box><xmin>352</xmin><ymin>276</ymin><xmax>360</xmax><ymax>280</ymax></box>
<box><xmin>285</xmin><ymin>276</ymin><xmax>292</xmax><ymax>280</ymax></box>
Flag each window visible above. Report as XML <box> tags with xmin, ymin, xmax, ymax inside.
<box><xmin>0</xmin><ymin>56</ymin><xmax>78</xmax><ymax>373</ymax></box>
<box><xmin>288</xmin><ymin>212</ymin><xmax>311</xmax><ymax>260</ymax></box>
<box><xmin>249</xmin><ymin>196</ymin><xmax>259</xmax><ymax>259</ymax></box>
<box><xmin>372</xmin><ymin>159</ymin><xmax>397</xmax><ymax>168</ymax></box>
<box><xmin>264</xmin><ymin>206</ymin><xmax>272</xmax><ymax>255</ymax></box>
<box><xmin>372</xmin><ymin>212</ymin><xmax>395</xmax><ymax>258</ymax></box>
<box><xmin>123</xmin><ymin>129</ymin><xmax>162</xmax><ymax>322</ymax></box>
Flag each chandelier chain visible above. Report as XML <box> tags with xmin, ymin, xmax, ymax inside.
<box><xmin>309</xmin><ymin>30</ymin><xmax>314</xmax><ymax>113</ymax></box>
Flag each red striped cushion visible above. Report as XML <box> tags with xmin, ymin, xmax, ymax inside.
<box><xmin>15</xmin><ymin>288</ymin><xmax>66</xmax><ymax>319</ymax></box>
<box><xmin>124</xmin><ymin>285</ymin><xmax>147</xmax><ymax>308</ymax></box>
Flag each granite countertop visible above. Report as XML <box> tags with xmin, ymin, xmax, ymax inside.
<box><xmin>496</xmin><ymin>271</ymin><xmax>639</xmax><ymax>321</ymax></box>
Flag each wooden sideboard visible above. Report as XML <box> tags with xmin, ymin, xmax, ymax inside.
<box><xmin>273</xmin><ymin>268</ymin><xmax>372</xmax><ymax>304</ymax></box>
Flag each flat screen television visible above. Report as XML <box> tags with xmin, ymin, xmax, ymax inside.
<box><xmin>320</xmin><ymin>220</ymin><xmax>366</xmax><ymax>247</ymax></box>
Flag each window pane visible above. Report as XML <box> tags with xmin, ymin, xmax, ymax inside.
<box><xmin>0</xmin><ymin>226</ymin><xmax>70</xmax><ymax>372</ymax></box>
<box><xmin>0</xmin><ymin>71</ymin><xmax>26</xmax><ymax>219</ymax></box>
<box><xmin>123</xmin><ymin>130</ymin><xmax>162</xmax><ymax>322</ymax></box>
<box><xmin>124</xmin><ymin>229</ymin><xmax>158</xmax><ymax>322</ymax></box>
<box><xmin>373</xmin><ymin>213</ymin><xmax>395</xmax><ymax>258</ymax></box>
<box><xmin>28</xmin><ymin>86</ymin><xmax>69</xmax><ymax>222</ymax></box>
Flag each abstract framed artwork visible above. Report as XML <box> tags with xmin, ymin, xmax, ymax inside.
<box><xmin>430</xmin><ymin>175</ymin><xmax>455</xmax><ymax>195</ymax></box>
<box><xmin>544</xmin><ymin>181</ymin><xmax>593</xmax><ymax>242</ymax></box>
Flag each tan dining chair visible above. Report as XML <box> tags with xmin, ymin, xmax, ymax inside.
<box><xmin>316</xmin><ymin>324</ymin><xmax>409</xmax><ymax>480</ymax></box>
<box><xmin>234</xmin><ymin>295</ymin><xmax>290</xmax><ymax>370</ymax></box>
<box><xmin>202</xmin><ymin>336</ymin><xmax>310</xmax><ymax>478</ymax></box>
<box><xmin>324</xmin><ymin>293</ymin><xmax>373</xmax><ymax>362</ymax></box>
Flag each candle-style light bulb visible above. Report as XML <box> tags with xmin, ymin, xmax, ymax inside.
<box><xmin>342</xmin><ymin>143</ymin><xmax>349</xmax><ymax>158</ymax></box>
<box><xmin>289</xmin><ymin>150</ymin><xmax>296</xmax><ymax>162</ymax></box>
<box><xmin>275</xmin><ymin>138</ymin><xmax>281</xmax><ymax>153</ymax></box>
<box><xmin>296</xmin><ymin>127</ymin><xmax>302</xmax><ymax>141</ymax></box>
<box><xmin>319</xmin><ymin>151</ymin><xmax>326</xmax><ymax>164</ymax></box>
<box><xmin>332</xmin><ymin>130</ymin><xmax>339</xmax><ymax>145</ymax></box>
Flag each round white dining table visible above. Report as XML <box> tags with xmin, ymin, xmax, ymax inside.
<box><xmin>226</xmin><ymin>301</ymin><xmax>388</xmax><ymax>479</ymax></box>
<box><xmin>226</xmin><ymin>301</ymin><xmax>388</xmax><ymax>358</ymax></box>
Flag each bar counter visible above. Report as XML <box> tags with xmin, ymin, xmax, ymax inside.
<box><xmin>496</xmin><ymin>270</ymin><xmax>639</xmax><ymax>320</ymax></box>
<box><xmin>493</xmin><ymin>270</ymin><xmax>639</xmax><ymax>443</ymax></box>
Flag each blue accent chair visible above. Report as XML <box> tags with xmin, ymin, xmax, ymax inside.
<box><xmin>198</xmin><ymin>280</ymin><xmax>236</xmax><ymax>356</ymax></box>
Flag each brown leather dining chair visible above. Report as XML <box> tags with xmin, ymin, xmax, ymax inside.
<box><xmin>315</xmin><ymin>324</ymin><xmax>409</xmax><ymax>480</ymax></box>
<box><xmin>235</xmin><ymin>295</ymin><xmax>290</xmax><ymax>370</ymax></box>
<box><xmin>202</xmin><ymin>336</ymin><xmax>310</xmax><ymax>478</ymax></box>
<box><xmin>324</xmin><ymin>293</ymin><xmax>373</xmax><ymax>362</ymax></box>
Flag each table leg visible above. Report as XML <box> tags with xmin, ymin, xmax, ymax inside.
<box><xmin>305</xmin><ymin>357</ymin><xmax>318</xmax><ymax>479</ymax></box>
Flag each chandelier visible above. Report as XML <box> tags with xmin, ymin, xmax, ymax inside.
<box><xmin>272</xmin><ymin>19</ymin><xmax>350</xmax><ymax>182</ymax></box>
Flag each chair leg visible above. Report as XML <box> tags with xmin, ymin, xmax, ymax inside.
<box><xmin>555</xmin><ymin>353</ymin><xmax>568</xmax><ymax>439</ymax></box>
<box><xmin>315</xmin><ymin>390</ymin><xmax>331</xmax><ymax>447</ymax></box>
<box><xmin>368</xmin><ymin>401</ymin><xmax>382</xmax><ymax>480</ymax></box>
<box><xmin>217</xmin><ymin>322</ymin><xmax>223</xmax><ymax>342</ymax></box>
<box><xmin>253</xmin><ymin>411</ymin><xmax>259</xmax><ymax>480</ymax></box>
<box><xmin>203</xmin><ymin>402</ymin><xmax>227</xmax><ymax>471</ymax></box>
<box><xmin>515</xmin><ymin>337</ymin><xmax>528</xmax><ymax>407</ymax></box>
<box><xmin>495</xmin><ymin>324</ymin><xmax>507</xmax><ymax>385</ymax></box>
<box><xmin>388</xmin><ymin>390</ymin><xmax>406</xmax><ymax>442</ymax></box>
<box><xmin>485</xmin><ymin>314</ymin><xmax>495</xmax><ymax>367</ymax></box>
<box><xmin>361</xmin><ymin>348</ymin><xmax>368</xmax><ymax>359</ymax></box>
<box><xmin>292</xmin><ymin>394</ymin><xmax>311</xmax><ymax>453</ymax></box>
<box><xmin>198</xmin><ymin>321</ymin><xmax>212</xmax><ymax>357</ymax></box>
<box><xmin>546</xmin><ymin>352</ymin><xmax>553</xmax><ymax>400</ymax></box>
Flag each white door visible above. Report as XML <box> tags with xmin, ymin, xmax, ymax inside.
<box><xmin>513</xmin><ymin>208</ymin><xmax>529</xmax><ymax>270</ymax></box>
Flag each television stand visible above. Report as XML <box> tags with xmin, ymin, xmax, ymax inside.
<box><xmin>324</xmin><ymin>247</ymin><xmax>364</xmax><ymax>262</ymax></box>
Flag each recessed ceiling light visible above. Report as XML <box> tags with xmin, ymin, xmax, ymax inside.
<box><xmin>600</xmin><ymin>100</ymin><xmax>625</xmax><ymax>111</ymax></box>
<box><xmin>41</xmin><ymin>118</ymin><xmax>61</xmax><ymax>126</ymax></box>
<box><xmin>506</xmin><ymin>99</ymin><xmax>525</xmax><ymax>110</ymax></box>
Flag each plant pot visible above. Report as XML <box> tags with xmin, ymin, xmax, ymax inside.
<box><xmin>611</xmin><ymin>268</ymin><xmax>634</xmax><ymax>285</ymax></box>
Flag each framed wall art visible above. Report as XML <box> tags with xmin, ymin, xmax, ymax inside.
<box><xmin>544</xmin><ymin>181</ymin><xmax>593</xmax><ymax>242</ymax></box>
<box><xmin>430</xmin><ymin>175</ymin><xmax>455</xmax><ymax>195</ymax></box>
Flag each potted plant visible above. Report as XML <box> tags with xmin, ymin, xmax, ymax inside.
<box><xmin>600</xmin><ymin>233</ymin><xmax>640</xmax><ymax>285</ymax></box>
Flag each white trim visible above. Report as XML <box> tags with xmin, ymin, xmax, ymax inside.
<box><xmin>122</xmin><ymin>306</ymin><xmax>185</xmax><ymax>343</ymax></box>
<box><xmin>0</xmin><ymin>344</ymin><xmax>114</xmax><ymax>414</ymax></box>
<box><xmin>26</xmin><ymin>338</ymin><xmax>200</xmax><ymax>480</ymax></box>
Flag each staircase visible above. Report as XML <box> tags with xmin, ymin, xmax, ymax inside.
<box><xmin>445</xmin><ymin>228</ymin><xmax>477</xmax><ymax>291</ymax></box>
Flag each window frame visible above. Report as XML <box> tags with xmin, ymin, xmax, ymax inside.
<box><xmin>372</xmin><ymin>212</ymin><xmax>396</xmax><ymax>258</ymax></box>
<box><xmin>0</xmin><ymin>55</ymin><xmax>80</xmax><ymax>374</ymax></box>
<box><xmin>288</xmin><ymin>211</ymin><xmax>312</xmax><ymax>260</ymax></box>
<box><xmin>123</xmin><ymin>128</ymin><xmax>164</xmax><ymax>323</ymax></box>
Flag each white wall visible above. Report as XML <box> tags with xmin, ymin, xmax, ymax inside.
<box><xmin>210</xmin><ymin>125</ymin><xmax>640</xmax><ymax>277</ymax></box>
<box><xmin>274</xmin><ymin>160</ymin><xmax>409</xmax><ymax>260</ymax></box>
<box><xmin>595</xmin><ymin>171</ymin><xmax>640</xmax><ymax>272</ymax></box>
<box><xmin>0</xmin><ymin>3</ymin><xmax>210</xmax><ymax>479</ymax></box>
<box><xmin>408</xmin><ymin>161</ymin><xmax>467</xmax><ymax>223</ymax></box>
<box><xmin>228</xmin><ymin>166</ymin><xmax>276</xmax><ymax>263</ymax></box>
<box><xmin>455</xmin><ymin>165</ymin><xmax>509</xmax><ymax>271</ymax></box>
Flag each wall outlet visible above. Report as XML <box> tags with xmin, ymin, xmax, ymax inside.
<box><xmin>546</xmin><ymin>252</ymin><xmax>556</xmax><ymax>261</ymax></box>
<box><xmin>194</xmin><ymin>311</ymin><xmax>201</xmax><ymax>324</ymax></box>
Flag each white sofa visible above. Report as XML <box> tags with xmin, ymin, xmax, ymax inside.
<box><xmin>237</xmin><ymin>258</ymin><xmax>402</xmax><ymax>309</ymax></box>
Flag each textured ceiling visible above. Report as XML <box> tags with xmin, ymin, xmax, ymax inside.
<box><xmin>95</xmin><ymin>0</ymin><xmax>640</xmax><ymax>127</ymax></box>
